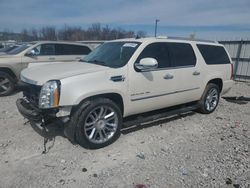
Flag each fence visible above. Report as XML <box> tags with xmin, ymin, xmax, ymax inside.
<box><xmin>219</xmin><ymin>40</ymin><xmax>250</xmax><ymax>82</ymax></box>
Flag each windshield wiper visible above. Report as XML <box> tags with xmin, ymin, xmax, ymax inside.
<box><xmin>79</xmin><ymin>59</ymin><xmax>86</xmax><ymax>62</ymax></box>
<box><xmin>87</xmin><ymin>60</ymin><xmax>106</xmax><ymax>65</ymax></box>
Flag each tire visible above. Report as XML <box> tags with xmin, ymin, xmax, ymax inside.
<box><xmin>0</xmin><ymin>71</ymin><xmax>15</xmax><ymax>96</ymax></box>
<box><xmin>198</xmin><ymin>83</ymin><xmax>220</xmax><ymax>114</ymax></box>
<box><xmin>71</xmin><ymin>98</ymin><xmax>122</xmax><ymax>149</ymax></box>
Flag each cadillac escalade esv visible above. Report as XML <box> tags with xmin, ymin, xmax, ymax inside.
<box><xmin>16</xmin><ymin>37</ymin><xmax>234</xmax><ymax>149</ymax></box>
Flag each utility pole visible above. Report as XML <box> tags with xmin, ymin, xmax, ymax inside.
<box><xmin>154</xmin><ymin>19</ymin><xmax>160</xmax><ymax>37</ymax></box>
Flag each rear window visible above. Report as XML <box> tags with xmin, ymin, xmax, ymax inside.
<box><xmin>197</xmin><ymin>44</ymin><xmax>231</xmax><ymax>65</ymax></box>
<box><xmin>55</xmin><ymin>44</ymin><xmax>91</xmax><ymax>55</ymax></box>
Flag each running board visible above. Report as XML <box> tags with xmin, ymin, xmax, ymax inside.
<box><xmin>123</xmin><ymin>103</ymin><xmax>199</xmax><ymax>128</ymax></box>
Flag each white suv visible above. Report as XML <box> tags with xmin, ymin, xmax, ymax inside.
<box><xmin>16</xmin><ymin>37</ymin><xmax>234</xmax><ymax>149</ymax></box>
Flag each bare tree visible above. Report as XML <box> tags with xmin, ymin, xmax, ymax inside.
<box><xmin>0</xmin><ymin>24</ymin><xmax>146</xmax><ymax>42</ymax></box>
<box><xmin>40</xmin><ymin>26</ymin><xmax>57</xmax><ymax>40</ymax></box>
<box><xmin>20</xmin><ymin>29</ymin><xmax>30</xmax><ymax>41</ymax></box>
<box><xmin>87</xmin><ymin>23</ymin><xmax>102</xmax><ymax>40</ymax></box>
<box><xmin>136</xmin><ymin>30</ymin><xmax>147</xmax><ymax>38</ymax></box>
<box><xmin>30</xmin><ymin>28</ymin><xmax>39</xmax><ymax>41</ymax></box>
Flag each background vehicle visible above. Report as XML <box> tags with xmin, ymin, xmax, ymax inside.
<box><xmin>0</xmin><ymin>41</ymin><xmax>92</xmax><ymax>96</ymax></box>
<box><xmin>0</xmin><ymin>44</ymin><xmax>21</xmax><ymax>55</ymax></box>
<box><xmin>17</xmin><ymin>37</ymin><xmax>234</xmax><ymax>149</ymax></box>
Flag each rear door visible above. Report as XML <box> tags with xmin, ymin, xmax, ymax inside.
<box><xmin>55</xmin><ymin>44</ymin><xmax>91</xmax><ymax>62</ymax></box>
<box><xmin>166</xmin><ymin>42</ymin><xmax>204</xmax><ymax>103</ymax></box>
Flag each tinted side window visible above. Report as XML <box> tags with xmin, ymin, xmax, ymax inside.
<box><xmin>168</xmin><ymin>43</ymin><xmax>196</xmax><ymax>67</ymax></box>
<box><xmin>55</xmin><ymin>44</ymin><xmax>65</xmax><ymax>55</ymax></box>
<box><xmin>55</xmin><ymin>44</ymin><xmax>91</xmax><ymax>55</ymax></box>
<box><xmin>197</xmin><ymin>44</ymin><xmax>231</xmax><ymax>64</ymax></box>
<box><xmin>75</xmin><ymin>45</ymin><xmax>91</xmax><ymax>55</ymax></box>
<box><xmin>40</xmin><ymin>44</ymin><xmax>55</xmax><ymax>55</ymax></box>
<box><xmin>136</xmin><ymin>43</ymin><xmax>171</xmax><ymax>68</ymax></box>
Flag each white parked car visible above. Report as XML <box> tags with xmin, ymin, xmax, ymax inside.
<box><xmin>0</xmin><ymin>41</ymin><xmax>92</xmax><ymax>96</ymax></box>
<box><xmin>17</xmin><ymin>37</ymin><xmax>234</xmax><ymax>149</ymax></box>
<box><xmin>0</xmin><ymin>44</ymin><xmax>21</xmax><ymax>55</ymax></box>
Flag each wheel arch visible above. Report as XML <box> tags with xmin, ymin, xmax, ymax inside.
<box><xmin>0</xmin><ymin>67</ymin><xmax>17</xmax><ymax>81</ymax></box>
<box><xmin>71</xmin><ymin>92</ymin><xmax>124</xmax><ymax>116</ymax></box>
<box><xmin>207</xmin><ymin>78</ymin><xmax>223</xmax><ymax>93</ymax></box>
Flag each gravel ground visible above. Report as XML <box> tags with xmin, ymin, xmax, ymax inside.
<box><xmin>0</xmin><ymin>82</ymin><xmax>249</xmax><ymax>188</ymax></box>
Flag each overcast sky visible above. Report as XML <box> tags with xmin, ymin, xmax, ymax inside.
<box><xmin>0</xmin><ymin>0</ymin><xmax>250</xmax><ymax>39</ymax></box>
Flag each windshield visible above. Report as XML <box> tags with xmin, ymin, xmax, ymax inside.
<box><xmin>82</xmin><ymin>42</ymin><xmax>141</xmax><ymax>68</ymax></box>
<box><xmin>0</xmin><ymin>46</ymin><xmax>17</xmax><ymax>53</ymax></box>
<box><xmin>7</xmin><ymin>43</ymin><xmax>34</xmax><ymax>55</ymax></box>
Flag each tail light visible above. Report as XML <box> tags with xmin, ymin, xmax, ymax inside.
<box><xmin>230</xmin><ymin>63</ymin><xmax>234</xmax><ymax>80</ymax></box>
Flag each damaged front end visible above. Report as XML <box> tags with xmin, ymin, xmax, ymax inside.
<box><xmin>16</xmin><ymin>82</ymin><xmax>59</xmax><ymax>125</ymax></box>
<box><xmin>16</xmin><ymin>81</ymin><xmax>75</xmax><ymax>142</ymax></box>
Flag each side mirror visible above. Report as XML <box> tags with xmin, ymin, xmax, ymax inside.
<box><xmin>135</xmin><ymin>58</ymin><xmax>158</xmax><ymax>71</ymax></box>
<box><xmin>25</xmin><ymin>49</ymin><xmax>36</xmax><ymax>57</ymax></box>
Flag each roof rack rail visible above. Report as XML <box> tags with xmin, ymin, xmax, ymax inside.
<box><xmin>167</xmin><ymin>36</ymin><xmax>216</xmax><ymax>43</ymax></box>
<box><xmin>156</xmin><ymin>36</ymin><xmax>168</xmax><ymax>39</ymax></box>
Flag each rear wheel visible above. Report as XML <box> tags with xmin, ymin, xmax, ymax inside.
<box><xmin>0</xmin><ymin>71</ymin><xmax>15</xmax><ymax>96</ymax></box>
<box><xmin>72</xmin><ymin>98</ymin><xmax>122</xmax><ymax>149</ymax></box>
<box><xmin>198</xmin><ymin>83</ymin><xmax>220</xmax><ymax>114</ymax></box>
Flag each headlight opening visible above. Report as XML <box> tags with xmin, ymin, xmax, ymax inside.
<box><xmin>39</xmin><ymin>80</ymin><xmax>60</xmax><ymax>109</ymax></box>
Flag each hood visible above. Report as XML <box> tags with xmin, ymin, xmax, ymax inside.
<box><xmin>0</xmin><ymin>54</ymin><xmax>17</xmax><ymax>58</ymax></box>
<box><xmin>27</xmin><ymin>61</ymin><xmax>72</xmax><ymax>68</ymax></box>
<box><xmin>0</xmin><ymin>55</ymin><xmax>21</xmax><ymax>65</ymax></box>
<box><xmin>21</xmin><ymin>61</ymin><xmax>109</xmax><ymax>85</ymax></box>
<box><xmin>0</xmin><ymin>54</ymin><xmax>11</xmax><ymax>58</ymax></box>
<box><xmin>0</xmin><ymin>52</ymin><xmax>21</xmax><ymax>58</ymax></box>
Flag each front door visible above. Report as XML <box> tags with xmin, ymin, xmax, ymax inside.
<box><xmin>127</xmin><ymin>42</ymin><xmax>178</xmax><ymax>116</ymax></box>
<box><xmin>22</xmin><ymin>43</ymin><xmax>56</xmax><ymax>68</ymax></box>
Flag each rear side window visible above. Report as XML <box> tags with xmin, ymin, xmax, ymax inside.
<box><xmin>55</xmin><ymin>44</ymin><xmax>91</xmax><ymax>55</ymax></box>
<box><xmin>168</xmin><ymin>43</ymin><xmax>196</xmax><ymax>67</ymax></box>
<box><xmin>40</xmin><ymin>44</ymin><xmax>55</xmax><ymax>55</ymax></box>
<box><xmin>197</xmin><ymin>44</ymin><xmax>231</xmax><ymax>64</ymax></box>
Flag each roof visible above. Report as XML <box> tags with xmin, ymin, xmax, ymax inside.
<box><xmin>111</xmin><ymin>36</ymin><xmax>218</xmax><ymax>45</ymax></box>
<box><xmin>31</xmin><ymin>41</ymin><xmax>92</xmax><ymax>46</ymax></box>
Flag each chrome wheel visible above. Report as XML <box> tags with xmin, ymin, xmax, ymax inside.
<box><xmin>83</xmin><ymin>106</ymin><xmax>118</xmax><ymax>144</ymax></box>
<box><xmin>0</xmin><ymin>77</ymin><xmax>11</xmax><ymax>94</ymax></box>
<box><xmin>205</xmin><ymin>88</ymin><xmax>219</xmax><ymax>111</ymax></box>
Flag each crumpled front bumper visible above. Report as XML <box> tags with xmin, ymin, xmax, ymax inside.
<box><xmin>16</xmin><ymin>98</ymin><xmax>60</xmax><ymax>123</ymax></box>
<box><xmin>16</xmin><ymin>98</ymin><xmax>74</xmax><ymax>142</ymax></box>
<box><xmin>16</xmin><ymin>98</ymin><xmax>43</xmax><ymax>122</ymax></box>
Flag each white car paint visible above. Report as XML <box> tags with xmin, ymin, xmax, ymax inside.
<box><xmin>20</xmin><ymin>37</ymin><xmax>234</xmax><ymax>117</ymax></box>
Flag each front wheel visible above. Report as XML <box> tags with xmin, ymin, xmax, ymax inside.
<box><xmin>198</xmin><ymin>83</ymin><xmax>220</xmax><ymax>114</ymax></box>
<box><xmin>72</xmin><ymin>98</ymin><xmax>122</xmax><ymax>149</ymax></box>
<box><xmin>0</xmin><ymin>71</ymin><xmax>15</xmax><ymax>96</ymax></box>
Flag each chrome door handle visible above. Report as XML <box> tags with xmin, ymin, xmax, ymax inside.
<box><xmin>193</xmin><ymin>71</ymin><xmax>200</xmax><ymax>76</ymax></box>
<box><xmin>164</xmin><ymin>74</ymin><xmax>174</xmax><ymax>79</ymax></box>
<box><xmin>49</xmin><ymin>57</ymin><xmax>55</xmax><ymax>60</ymax></box>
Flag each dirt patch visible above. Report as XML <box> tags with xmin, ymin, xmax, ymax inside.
<box><xmin>0</xmin><ymin>82</ymin><xmax>249</xmax><ymax>187</ymax></box>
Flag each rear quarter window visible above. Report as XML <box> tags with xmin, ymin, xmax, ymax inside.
<box><xmin>197</xmin><ymin>44</ymin><xmax>231</xmax><ymax>65</ymax></box>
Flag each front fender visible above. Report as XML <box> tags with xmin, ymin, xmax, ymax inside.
<box><xmin>59</xmin><ymin>71</ymin><xmax>128</xmax><ymax>108</ymax></box>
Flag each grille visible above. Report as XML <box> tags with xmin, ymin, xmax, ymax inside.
<box><xmin>22</xmin><ymin>84</ymin><xmax>42</xmax><ymax>107</ymax></box>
